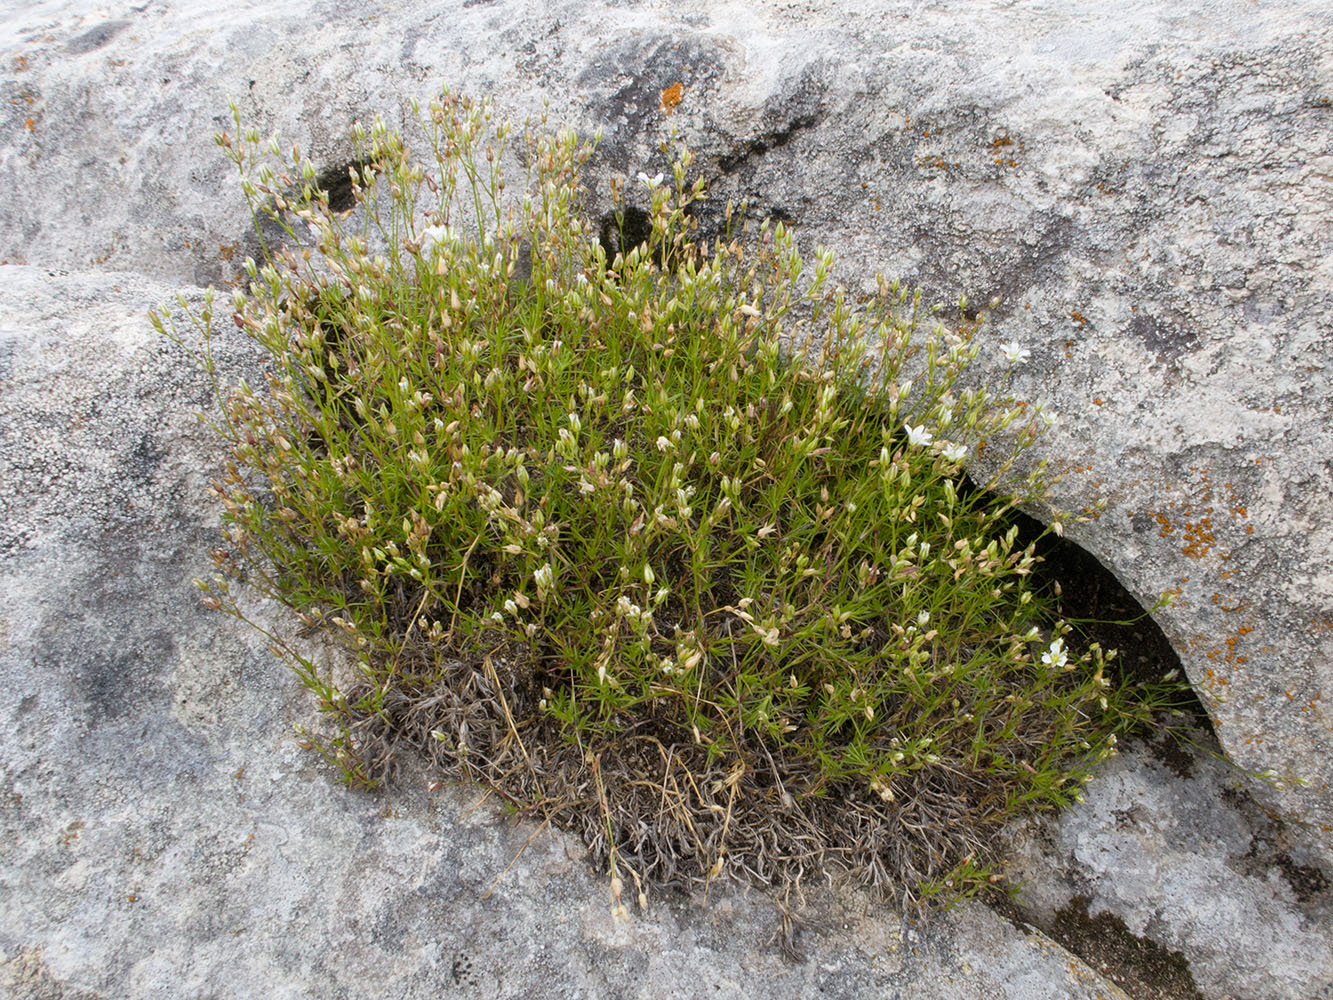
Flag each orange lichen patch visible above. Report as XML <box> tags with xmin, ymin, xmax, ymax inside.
<box><xmin>659</xmin><ymin>82</ymin><xmax>683</xmax><ymax>114</ymax></box>
<box><xmin>1188</xmin><ymin>624</ymin><xmax>1257</xmax><ymax>706</ymax></box>
<box><xmin>24</xmin><ymin>117</ymin><xmax>34</xmax><ymax>131</ymax></box>
<box><xmin>1092</xmin><ymin>398</ymin><xmax>1104</xmax><ymax>406</ymax></box>
<box><xmin>1070</xmin><ymin>311</ymin><xmax>1087</xmax><ymax>325</ymax></box>
<box><xmin>988</xmin><ymin>137</ymin><xmax>1019</xmax><ymax>168</ymax></box>
<box><xmin>13</xmin><ymin>55</ymin><xmax>29</xmax><ymax>72</ymax></box>
<box><xmin>1180</xmin><ymin>514</ymin><xmax>1215</xmax><ymax>559</ymax></box>
<box><xmin>219</xmin><ymin>243</ymin><xmax>236</xmax><ymax>261</ymax></box>
<box><xmin>1145</xmin><ymin>470</ymin><xmax>1256</xmax><ymax>563</ymax></box>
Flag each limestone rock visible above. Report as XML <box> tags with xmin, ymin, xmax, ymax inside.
<box><xmin>1008</xmin><ymin>737</ymin><xmax>1333</xmax><ymax>1000</ymax></box>
<box><xmin>2</xmin><ymin>1</ymin><xmax>1330</xmax><ymax>996</ymax></box>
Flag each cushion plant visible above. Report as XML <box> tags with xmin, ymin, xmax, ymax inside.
<box><xmin>155</xmin><ymin>92</ymin><xmax>1184</xmax><ymax>923</ymax></box>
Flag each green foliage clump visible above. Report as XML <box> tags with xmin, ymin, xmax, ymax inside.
<box><xmin>156</xmin><ymin>93</ymin><xmax>1181</xmax><ymax>909</ymax></box>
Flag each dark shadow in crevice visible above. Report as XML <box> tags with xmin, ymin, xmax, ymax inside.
<box><xmin>315</xmin><ymin>158</ymin><xmax>376</xmax><ymax>213</ymax></box>
<box><xmin>993</xmin><ymin>895</ymin><xmax>1207</xmax><ymax>1000</ymax></box>
<box><xmin>1007</xmin><ymin>506</ymin><xmax>1217</xmax><ymax>747</ymax></box>
<box><xmin>718</xmin><ymin>114</ymin><xmax>822</xmax><ymax>174</ymax></box>
<box><xmin>598</xmin><ymin>205</ymin><xmax>653</xmax><ymax>266</ymax></box>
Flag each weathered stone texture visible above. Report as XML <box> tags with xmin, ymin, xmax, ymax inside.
<box><xmin>1</xmin><ymin>1</ymin><xmax>1330</xmax><ymax>996</ymax></box>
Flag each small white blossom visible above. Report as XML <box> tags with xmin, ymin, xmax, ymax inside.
<box><xmin>1000</xmin><ymin>341</ymin><xmax>1030</xmax><ymax>365</ymax></box>
<box><xmin>420</xmin><ymin>225</ymin><xmax>459</xmax><ymax>254</ymax></box>
<box><xmin>637</xmin><ymin>171</ymin><xmax>665</xmax><ymax>189</ymax></box>
<box><xmin>940</xmin><ymin>442</ymin><xmax>968</xmax><ymax>463</ymax></box>
<box><xmin>1041</xmin><ymin>637</ymin><xmax>1068</xmax><ymax>669</ymax></box>
<box><xmin>905</xmin><ymin>424</ymin><xmax>934</xmax><ymax>447</ymax></box>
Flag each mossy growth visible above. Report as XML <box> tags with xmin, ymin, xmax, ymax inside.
<box><xmin>155</xmin><ymin>92</ymin><xmax>1188</xmax><ymax>914</ymax></box>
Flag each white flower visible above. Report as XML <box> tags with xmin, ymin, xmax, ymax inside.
<box><xmin>905</xmin><ymin>424</ymin><xmax>934</xmax><ymax>447</ymax></box>
<box><xmin>999</xmin><ymin>341</ymin><xmax>1030</xmax><ymax>365</ymax></box>
<box><xmin>656</xmin><ymin>436</ymin><xmax>673</xmax><ymax>452</ymax></box>
<box><xmin>637</xmin><ymin>171</ymin><xmax>665</xmax><ymax>189</ymax></box>
<box><xmin>1041</xmin><ymin>637</ymin><xmax>1068</xmax><ymax>669</ymax></box>
<box><xmin>940</xmin><ymin>442</ymin><xmax>968</xmax><ymax>463</ymax></box>
<box><xmin>1039</xmin><ymin>409</ymin><xmax>1057</xmax><ymax>428</ymax></box>
<box><xmin>420</xmin><ymin>224</ymin><xmax>459</xmax><ymax>253</ymax></box>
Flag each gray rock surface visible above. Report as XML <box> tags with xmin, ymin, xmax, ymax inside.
<box><xmin>2</xmin><ymin>1</ymin><xmax>1331</xmax><ymax>997</ymax></box>
<box><xmin>1009</xmin><ymin>735</ymin><xmax>1333</xmax><ymax>1000</ymax></box>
